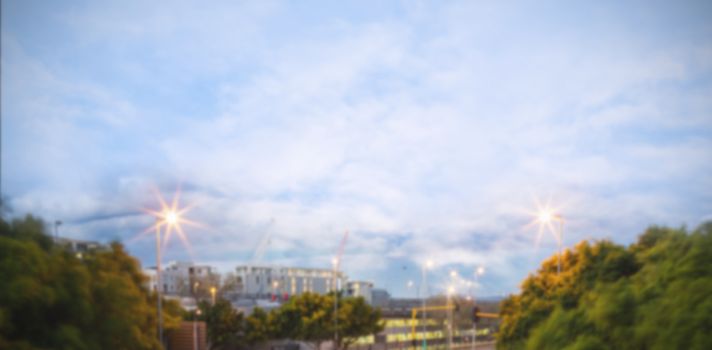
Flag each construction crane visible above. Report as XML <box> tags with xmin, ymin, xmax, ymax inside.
<box><xmin>251</xmin><ymin>218</ymin><xmax>276</xmax><ymax>264</ymax></box>
<box><xmin>332</xmin><ymin>230</ymin><xmax>349</xmax><ymax>291</ymax></box>
<box><xmin>250</xmin><ymin>218</ymin><xmax>275</xmax><ymax>298</ymax></box>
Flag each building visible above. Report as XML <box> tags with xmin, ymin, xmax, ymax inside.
<box><xmin>350</xmin><ymin>298</ymin><xmax>499</xmax><ymax>349</ymax></box>
<box><xmin>144</xmin><ymin>261</ymin><xmax>219</xmax><ymax>296</ymax></box>
<box><xmin>232</xmin><ymin>264</ymin><xmax>347</xmax><ymax>300</ymax></box>
<box><xmin>55</xmin><ymin>237</ymin><xmax>107</xmax><ymax>257</ymax></box>
<box><xmin>371</xmin><ymin>288</ymin><xmax>391</xmax><ymax>307</ymax></box>
<box><xmin>346</xmin><ymin>280</ymin><xmax>374</xmax><ymax>304</ymax></box>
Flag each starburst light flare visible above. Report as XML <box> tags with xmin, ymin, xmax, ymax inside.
<box><xmin>525</xmin><ymin>196</ymin><xmax>564</xmax><ymax>248</ymax></box>
<box><xmin>140</xmin><ymin>187</ymin><xmax>203</xmax><ymax>257</ymax></box>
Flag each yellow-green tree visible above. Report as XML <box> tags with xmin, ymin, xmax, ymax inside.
<box><xmin>497</xmin><ymin>222</ymin><xmax>712</xmax><ymax>350</ymax></box>
<box><xmin>335</xmin><ymin>295</ymin><xmax>384</xmax><ymax>350</ymax></box>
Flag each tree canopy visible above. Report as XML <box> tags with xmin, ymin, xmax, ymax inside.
<box><xmin>0</xmin><ymin>215</ymin><xmax>182</xmax><ymax>350</ymax></box>
<box><xmin>497</xmin><ymin>222</ymin><xmax>712</xmax><ymax>350</ymax></box>
<box><xmin>196</xmin><ymin>291</ymin><xmax>383</xmax><ymax>350</ymax></box>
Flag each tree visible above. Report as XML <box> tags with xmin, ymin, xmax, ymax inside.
<box><xmin>196</xmin><ymin>299</ymin><xmax>244</xmax><ymax>350</ymax></box>
<box><xmin>335</xmin><ymin>296</ymin><xmax>384</xmax><ymax>350</ymax></box>
<box><xmin>268</xmin><ymin>292</ymin><xmax>383</xmax><ymax>350</ymax></box>
<box><xmin>497</xmin><ymin>222</ymin><xmax>712</xmax><ymax>350</ymax></box>
<box><xmin>244</xmin><ymin>307</ymin><xmax>273</xmax><ymax>345</ymax></box>
<box><xmin>0</xmin><ymin>215</ymin><xmax>182</xmax><ymax>349</ymax></box>
<box><xmin>272</xmin><ymin>292</ymin><xmax>333</xmax><ymax>348</ymax></box>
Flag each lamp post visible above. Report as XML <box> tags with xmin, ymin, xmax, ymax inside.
<box><xmin>146</xmin><ymin>191</ymin><xmax>197</xmax><ymax>348</ymax></box>
<box><xmin>53</xmin><ymin>220</ymin><xmax>62</xmax><ymax>243</ymax></box>
<box><xmin>194</xmin><ymin>308</ymin><xmax>202</xmax><ymax>350</ymax></box>
<box><xmin>155</xmin><ymin>220</ymin><xmax>164</xmax><ymax>346</ymax></box>
<box><xmin>447</xmin><ymin>285</ymin><xmax>455</xmax><ymax>350</ymax></box>
<box><xmin>154</xmin><ymin>209</ymin><xmax>180</xmax><ymax>346</ymax></box>
<box><xmin>448</xmin><ymin>270</ymin><xmax>458</xmax><ymax>350</ymax></box>
<box><xmin>472</xmin><ymin>266</ymin><xmax>485</xmax><ymax>350</ymax></box>
<box><xmin>332</xmin><ymin>257</ymin><xmax>339</xmax><ymax>349</ymax></box>
<box><xmin>210</xmin><ymin>286</ymin><xmax>217</xmax><ymax>306</ymax></box>
<box><xmin>421</xmin><ymin>260</ymin><xmax>433</xmax><ymax>350</ymax></box>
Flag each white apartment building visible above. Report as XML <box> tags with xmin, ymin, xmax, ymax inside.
<box><xmin>233</xmin><ymin>264</ymin><xmax>347</xmax><ymax>299</ymax></box>
<box><xmin>346</xmin><ymin>280</ymin><xmax>374</xmax><ymax>304</ymax></box>
<box><xmin>144</xmin><ymin>261</ymin><xmax>219</xmax><ymax>295</ymax></box>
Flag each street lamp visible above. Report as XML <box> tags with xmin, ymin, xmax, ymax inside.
<box><xmin>447</xmin><ymin>285</ymin><xmax>455</xmax><ymax>349</ymax></box>
<box><xmin>332</xmin><ymin>257</ymin><xmax>339</xmax><ymax>348</ymax></box>
<box><xmin>144</xmin><ymin>190</ymin><xmax>199</xmax><ymax>347</ymax></box>
<box><xmin>472</xmin><ymin>266</ymin><xmax>485</xmax><ymax>350</ymax></box>
<box><xmin>210</xmin><ymin>286</ymin><xmax>217</xmax><ymax>306</ymax></box>
<box><xmin>53</xmin><ymin>220</ymin><xmax>62</xmax><ymax>243</ymax></box>
<box><xmin>407</xmin><ymin>280</ymin><xmax>417</xmax><ymax>298</ymax></box>
<box><xmin>421</xmin><ymin>259</ymin><xmax>434</xmax><ymax>349</ymax></box>
<box><xmin>194</xmin><ymin>308</ymin><xmax>202</xmax><ymax>350</ymax></box>
<box><xmin>537</xmin><ymin>210</ymin><xmax>564</xmax><ymax>275</ymax></box>
<box><xmin>158</xmin><ymin>209</ymin><xmax>180</xmax><ymax>345</ymax></box>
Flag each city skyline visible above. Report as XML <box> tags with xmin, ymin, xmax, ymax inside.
<box><xmin>3</xmin><ymin>0</ymin><xmax>712</xmax><ymax>297</ymax></box>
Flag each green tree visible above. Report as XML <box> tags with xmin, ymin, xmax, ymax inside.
<box><xmin>268</xmin><ymin>292</ymin><xmax>383</xmax><ymax>350</ymax></box>
<box><xmin>245</xmin><ymin>307</ymin><xmax>273</xmax><ymax>345</ymax></box>
<box><xmin>0</xmin><ymin>215</ymin><xmax>182</xmax><ymax>349</ymax></box>
<box><xmin>195</xmin><ymin>299</ymin><xmax>245</xmax><ymax>349</ymax></box>
<box><xmin>335</xmin><ymin>296</ymin><xmax>384</xmax><ymax>350</ymax></box>
<box><xmin>497</xmin><ymin>222</ymin><xmax>712</xmax><ymax>350</ymax></box>
<box><xmin>272</xmin><ymin>292</ymin><xmax>333</xmax><ymax>348</ymax></box>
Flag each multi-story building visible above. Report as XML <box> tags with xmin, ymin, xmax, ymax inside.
<box><xmin>144</xmin><ymin>261</ymin><xmax>219</xmax><ymax>296</ymax></box>
<box><xmin>346</xmin><ymin>280</ymin><xmax>374</xmax><ymax>304</ymax></box>
<box><xmin>232</xmin><ymin>264</ymin><xmax>347</xmax><ymax>299</ymax></box>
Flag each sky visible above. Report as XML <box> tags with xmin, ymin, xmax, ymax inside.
<box><xmin>2</xmin><ymin>0</ymin><xmax>712</xmax><ymax>297</ymax></box>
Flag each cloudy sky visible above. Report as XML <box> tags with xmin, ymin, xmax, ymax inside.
<box><xmin>3</xmin><ymin>0</ymin><xmax>712</xmax><ymax>297</ymax></box>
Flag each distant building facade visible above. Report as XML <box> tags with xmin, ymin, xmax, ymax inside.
<box><xmin>55</xmin><ymin>237</ymin><xmax>107</xmax><ymax>256</ymax></box>
<box><xmin>232</xmin><ymin>264</ymin><xmax>347</xmax><ymax>299</ymax></box>
<box><xmin>346</xmin><ymin>280</ymin><xmax>374</xmax><ymax>304</ymax></box>
<box><xmin>144</xmin><ymin>261</ymin><xmax>219</xmax><ymax>295</ymax></box>
<box><xmin>371</xmin><ymin>288</ymin><xmax>391</xmax><ymax>307</ymax></box>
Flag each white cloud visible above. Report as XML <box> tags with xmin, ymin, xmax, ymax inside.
<box><xmin>4</xmin><ymin>0</ymin><xmax>712</xmax><ymax>296</ymax></box>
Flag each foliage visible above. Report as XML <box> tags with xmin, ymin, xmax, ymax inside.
<box><xmin>497</xmin><ymin>222</ymin><xmax>712</xmax><ymax>350</ymax></box>
<box><xmin>334</xmin><ymin>295</ymin><xmax>384</xmax><ymax>350</ymax></box>
<box><xmin>196</xmin><ymin>299</ymin><xmax>244</xmax><ymax>350</ymax></box>
<box><xmin>0</xmin><ymin>215</ymin><xmax>182</xmax><ymax>349</ymax></box>
<box><xmin>272</xmin><ymin>292</ymin><xmax>333</xmax><ymax>348</ymax></box>
<box><xmin>244</xmin><ymin>307</ymin><xmax>273</xmax><ymax>345</ymax></box>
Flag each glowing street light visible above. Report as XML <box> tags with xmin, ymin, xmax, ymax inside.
<box><xmin>143</xmin><ymin>189</ymin><xmax>200</xmax><ymax>346</ymax></box>
<box><xmin>332</xmin><ymin>257</ymin><xmax>339</xmax><ymax>348</ymax></box>
<box><xmin>447</xmin><ymin>285</ymin><xmax>455</xmax><ymax>349</ymax></box>
<box><xmin>472</xmin><ymin>266</ymin><xmax>485</xmax><ymax>350</ymax></box>
<box><xmin>421</xmin><ymin>259</ymin><xmax>434</xmax><ymax>349</ymax></box>
<box><xmin>536</xmin><ymin>209</ymin><xmax>565</xmax><ymax>275</ymax></box>
<box><xmin>210</xmin><ymin>286</ymin><xmax>217</xmax><ymax>306</ymax></box>
<box><xmin>447</xmin><ymin>270</ymin><xmax>459</xmax><ymax>349</ymax></box>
